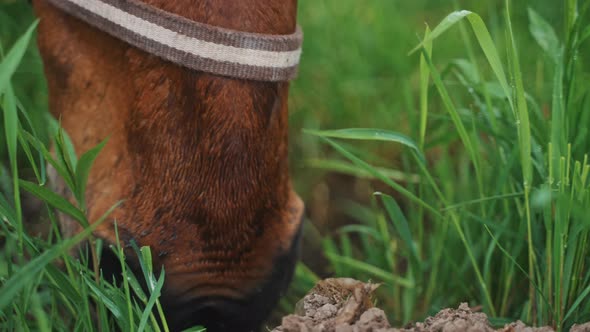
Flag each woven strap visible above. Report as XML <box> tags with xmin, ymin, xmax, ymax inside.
<box><xmin>46</xmin><ymin>0</ymin><xmax>303</xmax><ymax>82</ymax></box>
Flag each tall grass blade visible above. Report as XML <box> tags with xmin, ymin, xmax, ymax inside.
<box><xmin>306</xmin><ymin>158</ymin><xmax>420</xmax><ymax>183</ymax></box>
<box><xmin>420</xmin><ymin>50</ymin><xmax>483</xmax><ymax>191</ymax></box>
<box><xmin>410</xmin><ymin>10</ymin><xmax>514</xmax><ymax>110</ymax></box>
<box><xmin>305</xmin><ymin>128</ymin><xmax>424</xmax><ymax>162</ymax></box>
<box><xmin>19</xmin><ymin>179</ymin><xmax>87</xmax><ymax>226</ymax></box>
<box><xmin>505</xmin><ymin>0</ymin><xmax>535</xmax><ymax>320</ymax></box>
<box><xmin>324</xmin><ymin>253</ymin><xmax>414</xmax><ymax>288</ymax></box>
<box><xmin>84</xmin><ymin>279</ymin><xmax>125</xmax><ymax>324</ymax></box>
<box><xmin>137</xmin><ymin>269</ymin><xmax>165</xmax><ymax>332</ymax></box>
<box><xmin>528</xmin><ymin>8</ymin><xmax>560</xmax><ymax>62</ymax></box>
<box><xmin>2</xmin><ymin>84</ymin><xmax>23</xmax><ymax>251</ymax></box>
<box><xmin>0</xmin><ymin>218</ymin><xmax>103</xmax><ymax>310</ymax></box>
<box><xmin>22</xmin><ymin>131</ymin><xmax>76</xmax><ymax>191</ymax></box>
<box><xmin>419</xmin><ymin>26</ymin><xmax>432</xmax><ymax>149</ymax></box>
<box><xmin>377</xmin><ymin>193</ymin><xmax>421</xmax><ymax>278</ymax></box>
<box><xmin>563</xmin><ymin>284</ymin><xmax>590</xmax><ymax>322</ymax></box>
<box><xmin>320</xmin><ymin>137</ymin><xmax>440</xmax><ymax>217</ymax></box>
<box><xmin>75</xmin><ymin>138</ymin><xmax>108</xmax><ymax>210</ymax></box>
<box><xmin>0</xmin><ymin>21</ymin><xmax>38</xmax><ymax>94</ymax></box>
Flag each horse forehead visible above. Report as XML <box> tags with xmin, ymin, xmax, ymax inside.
<box><xmin>139</xmin><ymin>0</ymin><xmax>298</xmax><ymax>33</ymax></box>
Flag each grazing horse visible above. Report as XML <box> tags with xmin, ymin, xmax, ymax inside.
<box><xmin>32</xmin><ymin>0</ymin><xmax>304</xmax><ymax>331</ymax></box>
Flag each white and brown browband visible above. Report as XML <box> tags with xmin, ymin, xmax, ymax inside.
<box><xmin>46</xmin><ymin>0</ymin><xmax>303</xmax><ymax>82</ymax></box>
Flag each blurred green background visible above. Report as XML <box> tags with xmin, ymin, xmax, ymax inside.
<box><xmin>3</xmin><ymin>0</ymin><xmax>590</xmax><ymax>330</ymax></box>
<box><xmin>290</xmin><ymin>0</ymin><xmax>562</xmax><ymax>230</ymax></box>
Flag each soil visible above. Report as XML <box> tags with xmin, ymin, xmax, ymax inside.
<box><xmin>273</xmin><ymin>278</ymin><xmax>590</xmax><ymax>332</ymax></box>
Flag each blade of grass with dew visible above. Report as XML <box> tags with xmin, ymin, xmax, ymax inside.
<box><xmin>306</xmin><ymin>158</ymin><xmax>420</xmax><ymax>183</ymax></box>
<box><xmin>377</xmin><ymin>193</ymin><xmax>422</xmax><ymax>323</ymax></box>
<box><xmin>0</xmin><ymin>21</ymin><xmax>38</xmax><ymax>94</ymax></box>
<box><xmin>528</xmin><ymin>8</ymin><xmax>561</xmax><ymax>63</ymax></box>
<box><xmin>17</xmin><ymin>127</ymin><xmax>44</xmax><ymax>184</ymax></box>
<box><xmin>410</xmin><ymin>10</ymin><xmax>514</xmax><ymax>111</ymax></box>
<box><xmin>376</xmin><ymin>193</ymin><xmax>421</xmax><ymax>278</ymax></box>
<box><xmin>113</xmin><ymin>225</ymin><xmax>138</xmax><ymax>332</ymax></box>
<box><xmin>43</xmin><ymin>264</ymin><xmax>83</xmax><ymax>307</ymax></box>
<box><xmin>182</xmin><ymin>327</ymin><xmax>207</xmax><ymax>332</ymax></box>
<box><xmin>338</xmin><ymin>225</ymin><xmax>383</xmax><ymax>242</ymax></box>
<box><xmin>0</xmin><ymin>21</ymin><xmax>39</xmax><ymax>254</ymax></box>
<box><xmin>323</xmin><ymin>238</ymin><xmax>343</xmax><ymax>276</ymax></box>
<box><xmin>53</xmin><ymin>126</ymin><xmax>77</xmax><ymax>179</ymax></box>
<box><xmin>75</xmin><ymin>138</ymin><xmax>108</xmax><ymax>211</ymax></box>
<box><xmin>338</xmin><ymin>233</ymin><xmax>353</xmax><ymax>276</ymax></box>
<box><xmin>442</xmin><ymin>192</ymin><xmax>525</xmax><ymax>211</ymax></box>
<box><xmin>316</xmin><ymin>137</ymin><xmax>440</xmax><ymax>217</ymax></box>
<box><xmin>324</xmin><ymin>253</ymin><xmax>414</xmax><ymax>288</ymax></box>
<box><xmin>410</xmin><ymin>136</ymin><xmax>496</xmax><ymax>314</ymax></box>
<box><xmin>563</xmin><ymin>222</ymin><xmax>585</xmax><ymax>321</ymax></box>
<box><xmin>420</xmin><ymin>49</ymin><xmax>484</xmax><ymax>199</ymax></box>
<box><xmin>137</xmin><ymin>269</ymin><xmax>165</xmax><ymax>332</ymax></box>
<box><xmin>0</xmin><ymin>194</ymin><xmax>17</xmax><ymax>223</ymax></box>
<box><xmin>484</xmin><ymin>225</ymin><xmax>553</xmax><ymax>312</ymax></box>
<box><xmin>72</xmin><ymin>261</ymin><xmax>98</xmax><ymax>331</ymax></box>
<box><xmin>31</xmin><ymin>292</ymin><xmax>50</xmax><ymax>332</ymax></box>
<box><xmin>375</xmin><ymin>211</ymin><xmax>395</xmax><ymax>270</ymax></box>
<box><xmin>133</xmin><ymin>243</ymin><xmax>169</xmax><ymax>332</ymax></box>
<box><xmin>416</xmin><ymin>26</ymin><xmax>433</xmax><ymax>265</ymax></box>
<box><xmin>84</xmin><ymin>277</ymin><xmax>126</xmax><ymax>327</ymax></box>
<box><xmin>453</xmin><ymin>3</ymin><xmax>499</xmax><ymax>133</ymax></box>
<box><xmin>419</xmin><ymin>26</ymin><xmax>432</xmax><ymax>150</ymax></box>
<box><xmin>304</xmin><ymin>128</ymin><xmax>425</xmax><ymax>163</ymax></box>
<box><xmin>563</xmin><ymin>280</ymin><xmax>590</xmax><ymax>322</ymax></box>
<box><xmin>506</xmin><ymin>0</ymin><xmax>536</xmax><ymax>321</ymax></box>
<box><xmin>2</xmin><ymin>84</ymin><xmax>23</xmax><ymax>252</ymax></box>
<box><xmin>296</xmin><ymin>263</ymin><xmax>320</xmax><ymax>287</ymax></box>
<box><xmin>16</xmin><ymin>97</ymin><xmax>47</xmax><ymax>184</ymax></box>
<box><xmin>565</xmin><ymin>0</ymin><xmax>578</xmax><ymax>41</ymax></box>
<box><xmin>21</xmin><ymin>131</ymin><xmax>76</xmax><ymax>191</ymax></box>
<box><xmin>0</xmin><ymin>206</ymin><xmax>111</xmax><ymax>310</ymax></box>
<box><xmin>528</xmin><ymin>6</ymin><xmax>567</xmax><ymax>176</ymax></box>
<box><xmin>19</xmin><ymin>179</ymin><xmax>88</xmax><ymax>227</ymax></box>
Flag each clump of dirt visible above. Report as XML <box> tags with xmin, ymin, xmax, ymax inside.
<box><xmin>273</xmin><ymin>278</ymin><xmax>587</xmax><ymax>332</ymax></box>
<box><xmin>570</xmin><ymin>323</ymin><xmax>590</xmax><ymax>332</ymax></box>
<box><xmin>273</xmin><ymin>278</ymin><xmax>381</xmax><ymax>332</ymax></box>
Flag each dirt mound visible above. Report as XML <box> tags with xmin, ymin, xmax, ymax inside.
<box><xmin>273</xmin><ymin>278</ymin><xmax>588</xmax><ymax>332</ymax></box>
<box><xmin>570</xmin><ymin>323</ymin><xmax>590</xmax><ymax>332</ymax></box>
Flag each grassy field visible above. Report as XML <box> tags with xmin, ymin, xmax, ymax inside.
<box><xmin>1</xmin><ymin>0</ymin><xmax>590</xmax><ymax>331</ymax></box>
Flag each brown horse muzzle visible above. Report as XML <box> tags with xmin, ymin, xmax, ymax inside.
<box><xmin>32</xmin><ymin>0</ymin><xmax>303</xmax><ymax>331</ymax></box>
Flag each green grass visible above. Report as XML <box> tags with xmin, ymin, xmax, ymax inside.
<box><xmin>303</xmin><ymin>0</ymin><xmax>590</xmax><ymax>330</ymax></box>
<box><xmin>2</xmin><ymin>0</ymin><xmax>590</xmax><ymax>331</ymax></box>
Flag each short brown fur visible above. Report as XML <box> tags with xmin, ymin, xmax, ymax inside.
<box><xmin>32</xmin><ymin>0</ymin><xmax>303</xmax><ymax>330</ymax></box>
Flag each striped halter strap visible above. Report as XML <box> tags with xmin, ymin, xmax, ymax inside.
<box><xmin>46</xmin><ymin>0</ymin><xmax>303</xmax><ymax>82</ymax></box>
